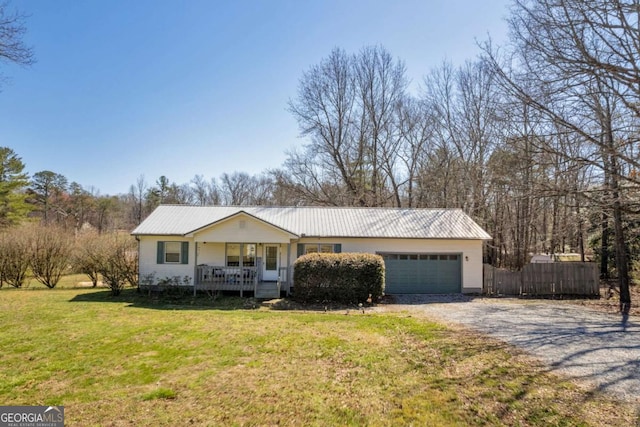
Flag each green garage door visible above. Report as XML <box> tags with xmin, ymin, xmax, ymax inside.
<box><xmin>382</xmin><ymin>254</ymin><xmax>461</xmax><ymax>294</ymax></box>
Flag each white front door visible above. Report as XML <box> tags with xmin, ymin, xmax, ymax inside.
<box><xmin>262</xmin><ymin>245</ymin><xmax>279</xmax><ymax>281</ymax></box>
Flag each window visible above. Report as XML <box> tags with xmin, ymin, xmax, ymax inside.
<box><xmin>298</xmin><ymin>243</ymin><xmax>342</xmax><ymax>257</ymax></box>
<box><xmin>298</xmin><ymin>243</ymin><xmax>342</xmax><ymax>256</ymax></box>
<box><xmin>226</xmin><ymin>243</ymin><xmax>240</xmax><ymax>266</ymax></box>
<box><xmin>243</xmin><ymin>244</ymin><xmax>256</xmax><ymax>267</ymax></box>
<box><xmin>265</xmin><ymin>246</ymin><xmax>278</xmax><ymax>271</ymax></box>
<box><xmin>157</xmin><ymin>241</ymin><xmax>188</xmax><ymax>264</ymax></box>
<box><xmin>164</xmin><ymin>242</ymin><xmax>181</xmax><ymax>263</ymax></box>
<box><xmin>226</xmin><ymin>243</ymin><xmax>256</xmax><ymax>267</ymax></box>
<box><xmin>320</xmin><ymin>244</ymin><xmax>333</xmax><ymax>253</ymax></box>
<box><xmin>305</xmin><ymin>245</ymin><xmax>318</xmax><ymax>254</ymax></box>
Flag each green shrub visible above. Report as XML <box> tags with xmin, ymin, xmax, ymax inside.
<box><xmin>293</xmin><ymin>252</ymin><xmax>385</xmax><ymax>304</ymax></box>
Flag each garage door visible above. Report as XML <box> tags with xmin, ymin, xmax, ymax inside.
<box><xmin>382</xmin><ymin>254</ymin><xmax>461</xmax><ymax>294</ymax></box>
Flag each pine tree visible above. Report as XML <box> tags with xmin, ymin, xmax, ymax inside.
<box><xmin>0</xmin><ymin>147</ymin><xmax>31</xmax><ymax>227</ymax></box>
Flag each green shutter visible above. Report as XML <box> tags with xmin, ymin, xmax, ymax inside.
<box><xmin>181</xmin><ymin>242</ymin><xmax>189</xmax><ymax>264</ymax></box>
<box><xmin>157</xmin><ymin>241</ymin><xmax>165</xmax><ymax>264</ymax></box>
<box><xmin>334</xmin><ymin>244</ymin><xmax>342</xmax><ymax>253</ymax></box>
<box><xmin>297</xmin><ymin>243</ymin><xmax>304</xmax><ymax>257</ymax></box>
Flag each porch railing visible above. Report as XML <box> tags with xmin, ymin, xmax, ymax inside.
<box><xmin>195</xmin><ymin>265</ymin><xmax>258</xmax><ymax>296</ymax></box>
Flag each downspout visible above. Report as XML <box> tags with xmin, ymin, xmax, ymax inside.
<box><xmin>239</xmin><ymin>243</ymin><xmax>244</xmax><ymax>298</ymax></box>
<box><xmin>193</xmin><ymin>241</ymin><xmax>198</xmax><ymax>296</ymax></box>
<box><xmin>135</xmin><ymin>235</ymin><xmax>140</xmax><ymax>293</ymax></box>
<box><xmin>287</xmin><ymin>242</ymin><xmax>291</xmax><ymax>295</ymax></box>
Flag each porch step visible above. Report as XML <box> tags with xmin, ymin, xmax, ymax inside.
<box><xmin>255</xmin><ymin>282</ymin><xmax>280</xmax><ymax>299</ymax></box>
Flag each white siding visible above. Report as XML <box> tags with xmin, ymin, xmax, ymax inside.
<box><xmin>139</xmin><ymin>234</ymin><xmax>483</xmax><ymax>293</ymax></box>
<box><xmin>296</xmin><ymin>237</ymin><xmax>483</xmax><ymax>293</ymax></box>
<box><xmin>197</xmin><ymin>242</ymin><xmax>225</xmax><ymax>265</ymax></box>
<box><xmin>193</xmin><ymin>215</ymin><xmax>292</xmax><ymax>243</ymax></box>
<box><xmin>138</xmin><ymin>236</ymin><xmax>195</xmax><ymax>285</ymax></box>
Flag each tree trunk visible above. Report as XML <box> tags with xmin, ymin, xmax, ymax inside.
<box><xmin>600</xmin><ymin>210</ymin><xmax>610</xmax><ymax>280</ymax></box>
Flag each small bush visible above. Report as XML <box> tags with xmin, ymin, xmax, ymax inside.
<box><xmin>293</xmin><ymin>252</ymin><xmax>385</xmax><ymax>304</ymax></box>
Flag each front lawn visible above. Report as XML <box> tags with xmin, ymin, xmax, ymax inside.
<box><xmin>0</xmin><ymin>288</ymin><xmax>635</xmax><ymax>426</ymax></box>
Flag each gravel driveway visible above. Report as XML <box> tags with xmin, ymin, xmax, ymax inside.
<box><xmin>381</xmin><ymin>296</ymin><xmax>640</xmax><ymax>403</ymax></box>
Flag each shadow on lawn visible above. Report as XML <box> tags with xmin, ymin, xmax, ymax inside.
<box><xmin>67</xmin><ymin>288</ymin><xmax>374</xmax><ymax>312</ymax></box>
<box><xmin>385</xmin><ymin>294</ymin><xmax>483</xmax><ymax>304</ymax></box>
<box><xmin>68</xmin><ymin>288</ymin><xmax>259</xmax><ymax>311</ymax></box>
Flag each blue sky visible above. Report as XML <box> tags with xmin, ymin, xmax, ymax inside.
<box><xmin>1</xmin><ymin>0</ymin><xmax>510</xmax><ymax>195</ymax></box>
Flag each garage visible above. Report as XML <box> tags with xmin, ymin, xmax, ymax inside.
<box><xmin>381</xmin><ymin>253</ymin><xmax>462</xmax><ymax>294</ymax></box>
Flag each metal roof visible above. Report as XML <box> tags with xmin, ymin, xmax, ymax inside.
<box><xmin>131</xmin><ymin>205</ymin><xmax>492</xmax><ymax>240</ymax></box>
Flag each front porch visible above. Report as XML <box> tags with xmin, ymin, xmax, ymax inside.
<box><xmin>194</xmin><ymin>265</ymin><xmax>291</xmax><ymax>298</ymax></box>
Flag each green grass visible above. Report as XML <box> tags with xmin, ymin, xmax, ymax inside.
<box><xmin>0</xmin><ymin>288</ymin><xmax>636</xmax><ymax>426</ymax></box>
<box><xmin>142</xmin><ymin>387</ymin><xmax>177</xmax><ymax>401</ymax></box>
<box><xmin>21</xmin><ymin>273</ymin><xmax>93</xmax><ymax>289</ymax></box>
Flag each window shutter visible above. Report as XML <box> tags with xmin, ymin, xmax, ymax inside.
<box><xmin>334</xmin><ymin>244</ymin><xmax>342</xmax><ymax>253</ymax></box>
<box><xmin>181</xmin><ymin>242</ymin><xmax>189</xmax><ymax>264</ymax></box>
<box><xmin>157</xmin><ymin>241</ymin><xmax>165</xmax><ymax>264</ymax></box>
<box><xmin>297</xmin><ymin>243</ymin><xmax>304</xmax><ymax>257</ymax></box>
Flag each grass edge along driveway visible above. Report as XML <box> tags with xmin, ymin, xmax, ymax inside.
<box><xmin>0</xmin><ymin>288</ymin><xmax>637</xmax><ymax>426</ymax></box>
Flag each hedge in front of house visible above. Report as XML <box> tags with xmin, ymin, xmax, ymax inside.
<box><xmin>293</xmin><ymin>252</ymin><xmax>385</xmax><ymax>304</ymax></box>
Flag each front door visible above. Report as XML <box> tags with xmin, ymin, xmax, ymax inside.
<box><xmin>262</xmin><ymin>245</ymin><xmax>279</xmax><ymax>281</ymax></box>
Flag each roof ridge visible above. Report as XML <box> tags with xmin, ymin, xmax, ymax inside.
<box><xmin>157</xmin><ymin>204</ymin><xmax>463</xmax><ymax>211</ymax></box>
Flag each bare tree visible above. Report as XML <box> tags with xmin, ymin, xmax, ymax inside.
<box><xmin>0</xmin><ymin>1</ymin><xmax>34</xmax><ymax>87</ymax></box>
<box><xmin>422</xmin><ymin>60</ymin><xmax>501</xmax><ymax>219</ymax></box>
<box><xmin>29</xmin><ymin>224</ymin><xmax>73</xmax><ymax>288</ymax></box>
<box><xmin>220</xmin><ymin>172</ymin><xmax>253</xmax><ymax>205</ymax></box>
<box><xmin>287</xmin><ymin>48</ymin><xmax>362</xmax><ymax>205</ymax></box>
<box><xmin>66</xmin><ymin>182</ymin><xmax>95</xmax><ymax>233</ymax></box>
<box><xmin>89</xmin><ymin>234</ymin><xmax>138</xmax><ymax>295</ymax></box>
<box><xmin>0</xmin><ymin>225</ymin><xmax>30</xmax><ymax>287</ymax></box>
<box><xmin>128</xmin><ymin>175</ymin><xmax>147</xmax><ymax>224</ymax></box>
<box><xmin>482</xmin><ymin>0</ymin><xmax>640</xmax><ymax>313</ymax></box>
<box><xmin>392</xmin><ymin>96</ymin><xmax>433</xmax><ymax>207</ymax></box>
<box><xmin>191</xmin><ymin>174</ymin><xmax>209</xmax><ymax>206</ymax></box>
<box><xmin>354</xmin><ymin>46</ymin><xmax>408</xmax><ymax>206</ymax></box>
<box><xmin>287</xmin><ymin>46</ymin><xmax>408</xmax><ymax>206</ymax></box>
<box><xmin>73</xmin><ymin>231</ymin><xmax>102</xmax><ymax>287</ymax></box>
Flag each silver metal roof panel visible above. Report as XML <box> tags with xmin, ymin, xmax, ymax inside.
<box><xmin>131</xmin><ymin>205</ymin><xmax>492</xmax><ymax>240</ymax></box>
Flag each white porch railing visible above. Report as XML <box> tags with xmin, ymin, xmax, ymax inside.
<box><xmin>195</xmin><ymin>265</ymin><xmax>258</xmax><ymax>296</ymax></box>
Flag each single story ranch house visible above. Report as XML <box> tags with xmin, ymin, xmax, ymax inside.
<box><xmin>131</xmin><ymin>205</ymin><xmax>491</xmax><ymax>298</ymax></box>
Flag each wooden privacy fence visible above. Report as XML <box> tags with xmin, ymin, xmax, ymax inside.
<box><xmin>483</xmin><ymin>262</ymin><xmax>600</xmax><ymax>297</ymax></box>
